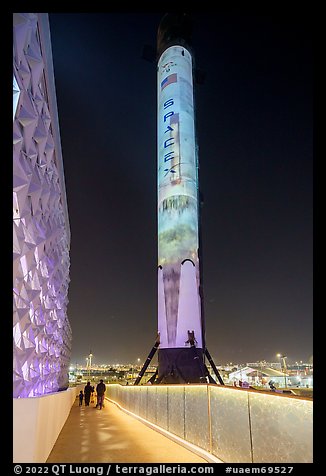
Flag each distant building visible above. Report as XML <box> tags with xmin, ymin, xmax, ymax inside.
<box><xmin>228</xmin><ymin>366</ymin><xmax>290</xmax><ymax>387</ymax></box>
<box><xmin>13</xmin><ymin>13</ymin><xmax>71</xmax><ymax>397</ymax></box>
<box><xmin>246</xmin><ymin>361</ymin><xmax>282</xmax><ymax>370</ymax></box>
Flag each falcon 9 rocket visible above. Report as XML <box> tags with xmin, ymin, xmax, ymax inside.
<box><xmin>156</xmin><ymin>13</ymin><xmax>207</xmax><ymax>383</ymax></box>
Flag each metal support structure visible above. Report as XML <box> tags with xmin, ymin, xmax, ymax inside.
<box><xmin>187</xmin><ymin>331</ymin><xmax>209</xmax><ymax>383</ymax></box>
<box><xmin>205</xmin><ymin>348</ymin><xmax>224</xmax><ymax>385</ymax></box>
<box><xmin>135</xmin><ymin>331</ymin><xmax>223</xmax><ymax>386</ymax></box>
<box><xmin>134</xmin><ymin>335</ymin><xmax>160</xmax><ymax>386</ymax></box>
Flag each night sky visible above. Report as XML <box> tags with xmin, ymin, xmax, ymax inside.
<box><xmin>48</xmin><ymin>10</ymin><xmax>313</xmax><ymax>367</ymax></box>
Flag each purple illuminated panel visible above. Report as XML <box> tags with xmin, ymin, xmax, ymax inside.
<box><xmin>13</xmin><ymin>13</ymin><xmax>71</xmax><ymax>398</ymax></box>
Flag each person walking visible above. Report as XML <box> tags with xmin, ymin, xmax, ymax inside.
<box><xmin>78</xmin><ymin>390</ymin><xmax>84</xmax><ymax>406</ymax></box>
<box><xmin>95</xmin><ymin>379</ymin><xmax>106</xmax><ymax>410</ymax></box>
<box><xmin>84</xmin><ymin>381</ymin><xmax>92</xmax><ymax>406</ymax></box>
<box><xmin>90</xmin><ymin>385</ymin><xmax>95</xmax><ymax>404</ymax></box>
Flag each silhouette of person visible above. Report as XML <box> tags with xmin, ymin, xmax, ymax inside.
<box><xmin>79</xmin><ymin>390</ymin><xmax>84</xmax><ymax>406</ymax></box>
<box><xmin>84</xmin><ymin>381</ymin><xmax>92</xmax><ymax>406</ymax></box>
<box><xmin>269</xmin><ymin>380</ymin><xmax>276</xmax><ymax>391</ymax></box>
<box><xmin>90</xmin><ymin>385</ymin><xmax>95</xmax><ymax>404</ymax></box>
<box><xmin>95</xmin><ymin>379</ymin><xmax>106</xmax><ymax>410</ymax></box>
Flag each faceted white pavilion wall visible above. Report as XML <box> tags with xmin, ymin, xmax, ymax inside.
<box><xmin>13</xmin><ymin>13</ymin><xmax>72</xmax><ymax>398</ymax></box>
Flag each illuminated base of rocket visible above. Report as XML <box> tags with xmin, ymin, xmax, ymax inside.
<box><xmin>157</xmin><ymin>348</ymin><xmax>207</xmax><ymax>384</ymax></box>
<box><xmin>157</xmin><ymin>259</ymin><xmax>206</xmax><ymax>383</ymax></box>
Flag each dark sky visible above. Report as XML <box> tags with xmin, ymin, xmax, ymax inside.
<box><xmin>48</xmin><ymin>10</ymin><xmax>313</xmax><ymax>367</ymax></box>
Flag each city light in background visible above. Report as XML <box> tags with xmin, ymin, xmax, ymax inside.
<box><xmin>67</xmin><ymin>351</ymin><xmax>313</xmax><ymax>395</ymax></box>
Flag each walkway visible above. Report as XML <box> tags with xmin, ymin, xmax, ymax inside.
<box><xmin>46</xmin><ymin>397</ymin><xmax>209</xmax><ymax>463</ymax></box>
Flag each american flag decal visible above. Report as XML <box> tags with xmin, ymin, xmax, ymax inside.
<box><xmin>161</xmin><ymin>73</ymin><xmax>177</xmax><ymax>91</ymax></box>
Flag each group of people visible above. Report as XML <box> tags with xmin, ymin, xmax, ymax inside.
<box><xmin>78</xmin><ymin>379</ymin><xmax>106</xmax><ymax>410</ymax></box>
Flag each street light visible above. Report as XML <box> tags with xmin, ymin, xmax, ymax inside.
<box><xmin>89</xmin><ymin>352</ymin><xmax>93</xmax><ymax>369</ymax></box>
<box><xmin>277</xmin><ymin>353</ymin><xmax>287</xmax><ymax>388</ymax></box>
<box><xmin>85</xmin><ymin>357</ymin><xmax>89</xmax><ymax>380</ymax></box>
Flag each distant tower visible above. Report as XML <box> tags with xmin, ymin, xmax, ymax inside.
<box><xmin>156</xmin><ymin>13</ymin><xmax>206</xmax><ymax>383</ymax></box>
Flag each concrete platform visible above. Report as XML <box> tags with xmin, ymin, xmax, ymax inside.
<box><xmin>46</xmin><ymin>397</ymin><xmax>209</xmax><ymax>463</ymax></box>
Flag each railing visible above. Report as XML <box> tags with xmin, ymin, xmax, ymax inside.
<box><xmin>107</xmin><ymin>383</ymin><xmax>313</xmax><ymax>463</ymax></box>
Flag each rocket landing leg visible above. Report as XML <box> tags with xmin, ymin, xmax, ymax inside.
<box><xmin>134</xmin><ymin>338</ymin><xmax>224</xmax><ymax>385</ymax></box>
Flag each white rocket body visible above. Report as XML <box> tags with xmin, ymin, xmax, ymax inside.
<box><xmin>157</xmin><ymin>45</ymin><xmax>203</xmax><ymax>351</ymax></box>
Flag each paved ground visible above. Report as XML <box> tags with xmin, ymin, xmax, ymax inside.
<box><xmin>46</xmin><ymin>397</ymin><xmax>209</xmax><ymax>463</ymax></box>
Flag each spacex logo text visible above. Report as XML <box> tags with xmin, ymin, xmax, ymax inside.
<box><xmin>161</xmin><ymin>97</ymin><xmax>178</xmax><ymax>176</ymax></box>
